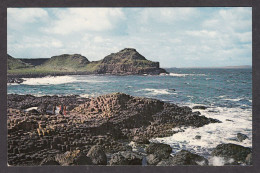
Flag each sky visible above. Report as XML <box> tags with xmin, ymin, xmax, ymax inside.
<box><xmin>7</xmin><ymin>7</ymin><xmax>252</xmax><ymax>68</ymax></box>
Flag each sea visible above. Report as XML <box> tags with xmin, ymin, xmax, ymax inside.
<box><xmin>7</xmin><ymin>68</ymin><xmax>252</xmax><ymax>165</ymax></box>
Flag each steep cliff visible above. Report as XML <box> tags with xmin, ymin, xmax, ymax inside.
<box><xmin>88</xmin><ymin>48</ymin><xmax>167</xmax><ymax>75</ymax></box>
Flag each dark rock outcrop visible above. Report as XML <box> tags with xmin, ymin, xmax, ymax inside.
<box><xmin>93</xmin><ymin>48</ymin><xmax>167</xmax><ymax>75</ymax></box>
<box><xmin>7</xmin><ymin>77</ymin><xmax>24</xmax><ymax>84</ymax></box>
<box><xmin>211</xmin><ymin>143</ymin><xmax>252</xmax><ymax>164</ymax></box>
<box><xmin>157</xmin><ymin>150</ymin><xmax>208</xmax><ymax>166</ymax></box>
<box><xmin>237</xmin><ymin>133</ymin><xmax>248</xmax><ymax>142</ymax></box>
<box><xmin>87</xmin><ymin>145</ymin><xmax>107</xmax><ymax>165</ymax></box>
<box><xmin>109</xmin><ymin>151</ymin><xmax>143</xmax><ymax>165</ymax></box>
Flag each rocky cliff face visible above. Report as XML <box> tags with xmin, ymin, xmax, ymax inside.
<box><xmin>92</xmin><ymin>48</ymin><xmax>167</xmax><ymax>75</ymax></box>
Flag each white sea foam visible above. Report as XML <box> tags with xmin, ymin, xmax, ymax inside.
<box><xmin>206</xmin><ymin>78</ymin><xmax>213</xmax><ymax>80</ymax></box>
<box><xmin>150</xmin><ymin>103</ymin><xmax>252</xmax><ymax>160</ymax></box>
<box><xmin>222</xmin><ymin>98</ymin><xmax>242</xmax><ymax>102</ymax></box>
<box><xmin>22</xmin><ymin>75</ymin><xmax>110</xmax><ymax>85</ymax></box>
<box><xmin>7</xmin><ymin>83</ymin><xmax>20</xmax><ymax>86</ymax></box>
<box><xmin>167</xmin><ymin>73</ymin><xmax>206</xmax><ymax>77</ymax></box>
<box><xmin>80</xmin><ymin>93</ymin><xmax>98</xmax><ymax>98</ymax></box>
<box><xmin>141</xmin><ymin>88</ymin><xmax>177</xmax><ymax>95</ymax></box>
<box><xmin>208</xmin><ymin>156</ymin><xmax>235</xmax><ymax>166</ymax></box>
<box><xmin>25</xmin><ymin>107</ymin><xmax>38</xmax><ymax>112</ymax></box>
<box><xmin>22</xmin><ymin>76</ymin><xmax>78</xmax><ymax>85</ymax></box>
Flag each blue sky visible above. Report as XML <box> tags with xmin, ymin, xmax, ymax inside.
<box><xmin>7</xmin><ymin>7</ymin><xmax>252</xmax><ymax>67</ymax></box>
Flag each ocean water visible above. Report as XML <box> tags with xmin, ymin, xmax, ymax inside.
<box><xmin>7</xmin><ymin>68</ymin><xmax>252</xmax><ymax>165</ymax></box>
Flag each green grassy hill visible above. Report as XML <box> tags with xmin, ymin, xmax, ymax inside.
<box><xmin>40</xmin><ymin>54</ymin><xmax>90</xmax><ymax>71</ymax></box>
<box><xmin>7</xmin><ymin>54</ymin><xmax>33</xmax><ymax>70</ymax></box>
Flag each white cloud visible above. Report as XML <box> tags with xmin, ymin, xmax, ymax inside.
<box><xmin>186</xmin><ymin>30</ymin><xmax>217</xmax><ymax>38</ymax></box>
<box><xmin>44</xmin><ymin>8</ymin><xmax>125</xmax><ymax>35</ymax></box>
<box><xmin>8</xmin><ymin>8</ymin><xmax>48</xmax><ymax>27</ymax></box>
<box><xmin>203</xmin><ymin>7</ymin><xmax>252</xmax><ymax>32</ymax></box>
<box><xmin>236</xmin><ymin>32</ymin><xmax>252</xmax><ymax>43</ymax></box>
<box><xmin>140</xmin><ymin>8</ymin><xmax>198</xmax><ymax>24</ymax></box>
<box><xmin>7</xmin><ymin>8</ymin><xmax>252</xmax><ymax>67</ymax></box>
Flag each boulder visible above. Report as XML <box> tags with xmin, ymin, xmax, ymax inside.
<box><xmin>237</xmin><ymin>133</ymin><xmax>248</xmax><ymax>142</ymax></box>
<box><xmin>132</xmin><ymin>136</ymin><xmax>150</xmax><ymax>144</ymax></box>
<box><xmin>145</xmin><ymin>143</ymin><xmax>172</xmax><ymax>160</ymax></box>
<box><xmin>73</xmin><ymin>154</ymin><xmax>93</xmax><ymax>165</ymax></box>
<box><xmin>193</xmin><ymin>106</ymin><xmax>207</xmax><ymax>110</ymax></box>
<box><xmin>145</xmin><ymin>143</ymin><xmax>172</xmax><ymax>165</ymax></box>
<box><xmin>245</xmin><ymin>153</ymin><xmax>252</xmax><ymax>165</ymax></box>
<box><xmin>109</xmin><ymin>151</ymin><xmax>142</xmax><ymax>165</ymax></box>
<box><xmin>157</xmin><ymin>150</ymin><xmax>208</xmax><ymax>166</ymax></box>
<box><xmin>195</xmin><ymin>135</ymin><xmax>201</xmax><ymax>140</ymax></box>
<box><xmin>40</xmin><ymin>156</ymin><xmax>60</xmax><ymax>165</ymax></box>
<box><xmin>87</xmin><ymin>145</ymin><xmax>107</xmax><ymax>165</ymax></box>
<box><xmin>146</xmin><ymin>154</ymin><xmax>161</xmax><ymax>165</ymax></box>
<box><xmin>211</xmin><ymin>143</ymin><xmax>252</xmax><ymax>163</ymax></box>
<box><xmin>55</xmin><ymin>150</ymin><xmax>92</xmax><ymax>166</ymax></box>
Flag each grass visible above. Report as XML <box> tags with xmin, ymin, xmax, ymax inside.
<box><xmin>7</xmin><ymin>55</ymin><xmax>33</xmax><ymax>70</ymax></box>
<box><xmin>7</xmin><ymin>54</ymin><xmax>160</xmax><ymax>76</ymax></box>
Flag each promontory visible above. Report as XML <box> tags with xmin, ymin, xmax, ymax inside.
<box><xmin>7</xmin><ymin>48</ymin><xmax>167</xmax><ymax>78</ymax></box>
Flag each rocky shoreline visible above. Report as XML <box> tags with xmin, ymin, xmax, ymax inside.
<box><xmin>7</xmin><ymin>72</ymin><xmax>168</xmax><ymax>84</ymax></box>
<box><xmin>7</xmin><ymin>93</ymin><xmax>252</xmax><ymax>166</ymax></box>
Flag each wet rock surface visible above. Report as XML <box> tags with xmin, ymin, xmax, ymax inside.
<box><xmin>8</xmin><ymin>93</ymin><xmax>220</xmax><ymax>166</ymax></box>
<box><xmin>211</xmin><ymin>143</ymin><xmax>252</xmax><ymax>164</ymax></box>
<box><xmin>157</xmin><ymin>150</ymin><xmax>208</xmax><ymax>166</ymax></box>
<box><xmin>7</xmin><ymin>77</ymin><xmax>24</xmax><ymax>84</ymax></box>
<box><xmin>192</xmin><ymin>106</ymin><xmax>207</xmax><ymax>110</ymax></box>
<box><xmin>237</xmin><ymin>133</ymin><xmax>248</xmax><ymax>142</ymax></box>
<box><xmin>145</xmin><ymin>143</ymin><xmax>172</xmax><ymax>165</ymax></box>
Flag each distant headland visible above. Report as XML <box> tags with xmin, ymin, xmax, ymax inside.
<box><xmin>7</xmin><ymin>48</ymin><xmax>167</xmax><ymax>78</ymax></box>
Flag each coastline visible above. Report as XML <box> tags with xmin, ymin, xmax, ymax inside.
<box><xmin>7</xmin><ymin>93</ymin><xmax>252</xmax><ymax>166</ymax></box>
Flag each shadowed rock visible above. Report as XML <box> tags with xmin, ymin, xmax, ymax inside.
<box><xmin>87</xmin><ymin>145</ymin><xmax>107</xmax><ymax>165</ymax></box>
<box><xmin>40</xmin><ymin>156</ymin><xmax>60</xmax><ymax>165</ymax></box>
<box><xmin>211</xmin><ymin>143</ymin><xmax>252</xmax><ymax>164</ymax></box>
<box><xmin>237</xmin><ymin>133</ymin><xmax>248</xmax><ymax>142</ymax></box>
<box><xmin>157</xmin><ymin>150</ymin><xmax>208</xmax><ymax>166</ymax></box>
<box><xmin>145</xmin><ymin>143</ymin><xmax>172</xmax><ymax>165</ymax></box>
<box><xmin>193</xmin><ymin>106</ymin><xmax>207</xmax><ymax>110</ymax></box>
<box><xmin>55</xmin><ymin>150</ymin><xmax>92</xmax><ymax>166</ymax></box>
<box><xmin>109</xmin><ymin>151</ymin><xmax>143</xmax><ymax>165</ymax></box>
